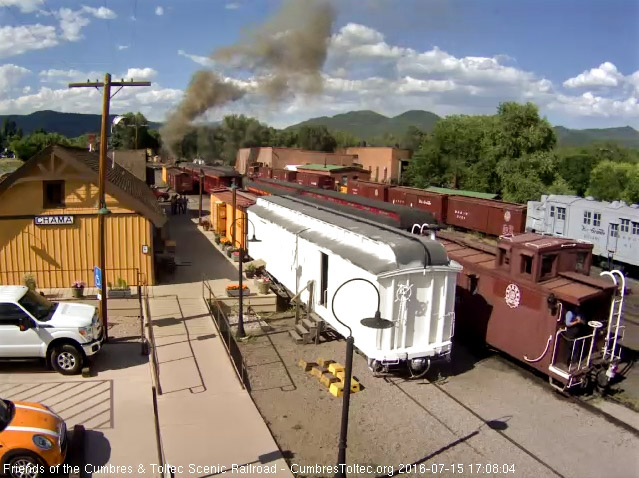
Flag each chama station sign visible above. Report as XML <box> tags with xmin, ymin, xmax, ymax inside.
<box><xmin>34</xmin><ymin>215</ymin><xmax>74</xmax><ymax>225</ymax></box>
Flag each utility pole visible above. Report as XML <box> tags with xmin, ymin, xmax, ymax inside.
<box><xmin>69</xmin><ymin>74</ymin><xmax>150</xmax><ymax>340</ymax></box>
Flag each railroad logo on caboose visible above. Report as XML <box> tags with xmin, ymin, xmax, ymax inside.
<box><xmin>505</xmin><ymin>283</ymin><xmax>521</xmax><ymax>308</ymax></box>
<box><xmin>504</xmin><ymin>210</ymin><xmax>511</xmax><ymax>222</ymax></box>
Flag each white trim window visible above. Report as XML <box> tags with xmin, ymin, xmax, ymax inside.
<box><xmin>550</xmin><ymin>205</ymin><xmax>555</xmax><ymax>217</ymax></box>
<box><xmin>583</xmin><ymin>211</ymin><xmax>591</xmax><ymax>225</ymax></box>
<box><xmin>593</xmin><ymin>213</ymin><xmax>601</xmax><ymax>227</ymax></box>
<box><xmin>557</xmin><ymin>207</ymin><xmax>566</xmax><ymax>220</ymax></box>
<box><xmin>632</xmin><ymin>222</ymin><xmax>639</xmax><ymax>235</ymax></box>
<box><xmin>620</xmin><ymin>218</ymin><xmax>630</xmax><ymax>233</ymax></box>
<box><xmin>610</xmin><ymin>223</ymin><xmax>619</xmax><ymax>238</ymax></box>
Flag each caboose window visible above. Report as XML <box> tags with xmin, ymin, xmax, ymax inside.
<box><xmin>521</xmin><ymin>255</ymin><xmax>533</xmax><ymax>275</ymax></box>
<box><xmin>583</xmin><ymin>211</ymin><xmax>591</xmax><ymax>225</ymax></box>
<box><xmin>557</xmin><ymin>207</ymin><xmax>566</xmax><ymax>220</ymax></box>
<box><xmin>540</xmin><ymin>254</ymin><xmax>556</xmax><ymax>279</ymax></box>
<box><xmin>550</xmin><ymin>206</ymin><xmax>555</xmax><ymax>217</ymax></box>
<box><xmin>593</xmin><ymin>213</ymin><xmax>601</xmax><ymax>227</ymax></box>
<box><xmin>633</xmin><ymin>222</ymin><xmax>639</xmax><ymax>235</ymax></box>
<box><xmin>620</xmin><ymin>219</ymin><xmax>630</xmax><ymax>233</ymax></box>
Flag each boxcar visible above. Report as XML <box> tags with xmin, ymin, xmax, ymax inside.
<box><xmin>272</xmin><ymin>169</ymin><xmax>297</xmax><ymax>182</ymax></box>
<box><xmin>389</xmin><ymin>186</ymin><xmax>448</xmax><ymax>223</ymax></box>
<box><xmin>347</xmin><ymin>179</ymin><xmax>391</xmax><ymax>202</ymax></box>
<box><xmin>166</xmin><ymin>168</ymin><xmax>193</xmax><ymax>194</ymax></box>
<box><xmin>296</xmin><ymin>172</ymin><xmax>335</xmax><ymax>190</ymax></box>
<box><xmin>446</xmin><ymin>196</ymin><xmax>527</xmax><ymax>236</ymax></box>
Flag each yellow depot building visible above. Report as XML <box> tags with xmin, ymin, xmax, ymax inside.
<box><xmin>0</xmin><ymin>144</ymin><xmax>167</xmax><ymax>288</ymax></box>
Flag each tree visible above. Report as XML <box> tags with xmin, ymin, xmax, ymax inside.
<box><xmin>111</xmin><ymin>112</ymin><xmax>156</xmax><ymax>150</ymax></box>
<box><xmin>9</xmin><ymin>132</ymin><xmax>72</xmax><ymax>160</ymax></box>
<box><xmin>586</xmin><ymin>161</ymin><xmax>633</xmax><ymax>201</ymax></box>
<box><xmin>297</xmin><ymin>125</ymin><xmax>337</xmax><ymax>152</ymax></box>
<box><xmin>333</xmin><ymin>130</ymin><xmax>360</xmax><ymax>149</ymax></box>
<box><xmin>622</xmin><ymin>164</ymin><xmax>639</xmax><ymax>204</ymax></box>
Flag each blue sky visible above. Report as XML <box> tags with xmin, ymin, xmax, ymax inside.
<box><xmin>0</xmin><ymin>0</ymin><xmax>637</xmax><ymax>130</ymax></box>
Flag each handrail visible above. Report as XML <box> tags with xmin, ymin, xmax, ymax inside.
<box><xmin>202</xmin><ymin>280</ymin><xmax>247</xmax><ymax>390</ymax></box>
<box><xmin>143</xmin><ymin>285</ymin><xmax>161</xmax><ymax>395</ymax></box>
<box><xmin>524</xmin><ymin>335</ymin><xmax>552</xmax><ymax>363</ymax></box>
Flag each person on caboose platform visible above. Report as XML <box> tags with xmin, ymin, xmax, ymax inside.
<box><xmin>564</xmin><ymin>307</ymin><xmax>589</xmax><ymax>367</ymax></box>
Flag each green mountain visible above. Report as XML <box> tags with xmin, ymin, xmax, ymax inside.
<box><xmin>287</xmin><ymin>110</ymin><xmax>441</xmax><ymax>140</ymax></box>
<box><xmin>0</xmin><ymin>110</ymin><xmax>162</xmax><ymax>138</ymax></box>
<box><xmin>554</xmin><ymin>125</ymin><xmax>639</xmax><ymax>148</ymax></box>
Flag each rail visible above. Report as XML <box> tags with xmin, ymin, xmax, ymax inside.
<box><xmin>202</xmin><ymin>280</ymin><xmax>250</xmax><ymax>391</ymax></box>
<box><xmin>142</xmin><ymin>281</ymin><xmax>162</xmax><ymax>395</ymax></box>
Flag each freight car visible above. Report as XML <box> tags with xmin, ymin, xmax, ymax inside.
<box><xmin>445</xmin><ymin>196</ymin><xmax>527</xmax><ymax>236</ymax></box>
<box><xmin>181</xmin><ymin>164</ymin><xmax>242</xmax><ymax>193</ymax></box>
<box><xmin>248</xmin><ymin>178</ymin><xmax>439</xmax><ymax>230</ymax></box>
<box><xmin>438</xmin><ymin>230</ymin><xmax>624</xmax><ymax>391</ymax></box>
<box><xmin>247</xmin><ymin>195</ymin><xmax>462</xmax><ymax>375</ymax></box>
<box><xmin>527</xmin><ymin>195</ymin><xmax>639</xmax><ymax>269</ymax></box>
<box><xmin>165</xmin><ymin>168</ymin><xmax>194</xmax><ymax>194</ymax></box>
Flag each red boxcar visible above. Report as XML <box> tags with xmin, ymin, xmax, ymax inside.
<box><xmin>296</xmin><ymin>172</ymin><xmax>335</xmax><ymax>190</ymax></box>
<box><xmin>388</xmin><ymin>186</ymin><xmax>448</xmax><ymax>223</ymax></box>
<box><xmin>347</xmin><ymin>179</ymin><xmax>390</xmax><ymax>202</ymax></box>
<box><xmin>446</xmin><ymin>196</ymin><xmax>527</xmax><ymax>236</ymax></box>
<box><xmin>272</xmin><ymin>169</ymin><xmax>297</xmax><ymax>182</ymax></box>
<box><xmin>166</xmin><ymin>168</ymin><xmax>194</xmax><ymax>194</ymax></box>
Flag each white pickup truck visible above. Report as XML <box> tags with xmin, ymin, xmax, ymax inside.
<box><xmin>0</xmin><ymin>286</ymin><xmax>103</xmax><ymax>375</ymax></box>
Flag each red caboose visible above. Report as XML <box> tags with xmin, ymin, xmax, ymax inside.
<box><xmin>439</xmin><ymin>231</ymin><xmax>624</xmax><ymax>391</ymax></box>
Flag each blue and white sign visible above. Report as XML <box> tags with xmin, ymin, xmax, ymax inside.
<box><xmin>34</xmin><ymin>215</ymin><xmax>74</xmax><ymax>225</ymax></box>
<box><xmin>94</xmin><ymin>266</ymin><xmax>103</xmax><ymax>289</ymax></box>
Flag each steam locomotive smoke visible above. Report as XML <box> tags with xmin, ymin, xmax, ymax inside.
<box><xmin>161</xmin><ymin>0</ymin><xmax>336</xmax><ymax>153</ymax></box>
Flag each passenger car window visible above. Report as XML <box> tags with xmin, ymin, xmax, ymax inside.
<box><xmin>610</xmin><ymin>224</ymin><xmax>619</xmax><ymax>238</ymax></box>
<box><xmin>557</xmin><ymin>207</ymin><xmax>566</xmax><ymax>220</ymax></box>
<box><xmin>583</xmin><ymin>211</ymin><xmax>591</xmax><ymax>225</ymax></box>
<box><xmin>593</xmin><ymin>213</ymin><xmax>601</xmax><ymax>227</ymax></box>
<box><xmin>0</xmin><ymin>303</ymin><xmax>29</xmax><ymax>326</ymax></box>
<box><xmin>620</xmin><ymin>219</ymin><xmax>630</xmax><ymax>233</ymax></box>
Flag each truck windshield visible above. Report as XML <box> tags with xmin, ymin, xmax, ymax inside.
<box><xmin>0</xmin><ymin>399</ymin><xmax>14</xmax><ymax>431</ymax></box>
<box><xmin>18</xmin><ymin>290</ymin><xmax>57</xmax><ymax>322</ymax></box>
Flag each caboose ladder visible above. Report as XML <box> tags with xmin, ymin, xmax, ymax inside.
<box><xmin>600</xmin><ymin>270</ymin><xmax>625</xmax><ymax>361</ymax></box>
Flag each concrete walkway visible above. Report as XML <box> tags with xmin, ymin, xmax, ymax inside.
<box><xmin>149</xmin><ymin>288</ymin><xmax>292</xmax><ymax>477</ymax></box>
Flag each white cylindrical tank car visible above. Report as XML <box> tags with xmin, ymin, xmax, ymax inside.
<box><xmin>247</xmin><ymin>196</ymin><xmax>463</xmax><ymax>376</ymax></box>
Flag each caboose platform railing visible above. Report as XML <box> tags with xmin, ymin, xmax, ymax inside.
<box><xmin>600</xmin><ymin>270</ymin><xmax>625</xmax><ymax>361</ymax></box>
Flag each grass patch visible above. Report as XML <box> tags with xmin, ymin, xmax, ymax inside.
<box><xmin>0</xmin><ymin>159</ymin><xmax>23</xmax><ymax>174</ymax></box>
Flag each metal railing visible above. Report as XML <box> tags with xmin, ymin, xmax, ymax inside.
<box><xmin>143</xmin><ymin>283</ymin><xmax>162</xmax><ymax>395</ymax></box>
<box><xmin>202</xmin><ymin>280</ymin><xmax>250</xmax><ymax>391</ymax></box>
<box><xmin>0</xmin><ymin>267</ymin><xmax>144</xmax><ymax>291</ymax></box>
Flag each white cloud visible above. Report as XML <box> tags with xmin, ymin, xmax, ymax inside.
<box><xmin>121</xmin><ymin>68</ymin><xmax>158</xmax><ymax>81</ymax></box>
<box><xmin>548</xmin><ymin>92</ymin><xmax>639</xmax><ymax>118</ymax></box>
<box><xmin>563</xmin><ymin>62</ymin><xmax>623</xmax><ymax>88</ymax></box>
<box><xmin>178</xmin><ymin>49</ymin><xmax>215</xmax><ymax>67</ymax></box>
<box><xmin>58</xmin><ymin>6</ymin><xmax>116</xmax><ymax>42</ymax></box>
<box><xmin>0</xmin><ymin>0</ymin><xmax>43</xmax><ymax>13</ymax></box>
<box><xmin>155</xmin><ymin>6</ymin><xmax>164</xmax><ymax>16</ymax></box>
<box><xmin>118</xmin><ymin>45</ymin><xmax>129</xmax><ymax>51</ymax></box>
<box><xmin>0</xmin><ymin>64</ymin><xmax>31</xmax><ymax>94</ymax></box>
<box><xmin>0</xmin><ymin>24</ymin><xmax>58</xmax><ymax>59</ymax></box>
<box><xmin>39</xmin><ymin>68</ymin><xmax>103</xmax><ymax>83</ymax></box>
<box><xmin>81</xmin><ymin>6</ymin><xmax>117</xmax><ymax>20</ymax></box>
<box><xmin>225</xmin><ymin>3</ymin><xmax>240</xmax><ymax>10</ymax></box>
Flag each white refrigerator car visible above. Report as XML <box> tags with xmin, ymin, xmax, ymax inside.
<box><xmin>247</xmin><ymin>196</ymin><xmax>462</xmax><ymax>374</ymax></box>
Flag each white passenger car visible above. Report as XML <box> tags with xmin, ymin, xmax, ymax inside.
<box><xmin>527</xmin><ymin>195</ymin><xmax>639</xmax><ymax>268</ymax></box>
<box><xmin>0</xmin><ymin>286</ymin><xmax>102</xmax><ymax>374</ymax></box>
<box><xmin>247</xmin><ymin>196</ymin><xmax>462</xmax><ymax>375</ymax></box>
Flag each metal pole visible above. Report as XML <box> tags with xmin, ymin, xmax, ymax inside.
<box><xmin>232</xmin><ymin>181</ymin><xmax>237</xmax><ymax>247</ymax></box>
<box><xmin>335</xmin><ymin>336</ymin><xmax>354</xmax><ymax>478</ymax></box>
<box><xmin>98</xmin><ymin>73</ymin><xmax>111</xmax><ymax>340</ymax></box>
<box><xmin>237</xmin><ymin>244</ymin><xmax>246</xmax><ymax>338</ymax></box>
<box><xmin>198</xmin><ymin>171</ymin><xmax>203</xmax><ymax>225</ymax></box>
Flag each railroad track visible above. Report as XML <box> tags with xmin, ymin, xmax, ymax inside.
<box><xmin>375</xmin><ymin>350</ymin><xmax>638</xmax><ymax>478</ymax></box>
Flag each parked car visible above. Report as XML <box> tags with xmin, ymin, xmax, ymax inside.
<box><xmin>0</xmin><ymin>286</ymin><xmax>102</xmax><ymax>375</ymax></box>
<box><xmin>0</xmin><ymin>398</ymin><xmax>67</xmax><ymax>478</ymax></box>
<box><xmin>150</xmin><ymin>186</ymin><xmax>169</xmax><ymax>201</ymax></box>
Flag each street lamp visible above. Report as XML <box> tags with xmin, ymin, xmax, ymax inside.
<box><xmin>229</xmin><ymin>216</ymin><xmax>260</xmax><ymax>339</ymax></box>
<box><xmin>198</xmin><ymin>169</ymin><xmax>205</xmax><ymax>225</ymax></box>
<box><xmin>331</xmin><ymin>278</ymin><xmax>394</xmax><ymax>478</ymax></box>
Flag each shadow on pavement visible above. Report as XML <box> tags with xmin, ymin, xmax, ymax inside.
<box><xmin>83</xmin><ymin>430</ymin><xmax>111</xmax><ymax>477</ymax></box>
<box><xmin>89</xmin><ymin>343</ymin><xmax>148</xmax><ymax>374</ymax></box>
<box><xmin>159</xmin><ymin>212</ymin><xmax>238</xmax><ymax>285</ymax></box>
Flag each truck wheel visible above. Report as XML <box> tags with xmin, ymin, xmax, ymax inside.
<box><xmin>5</xmin><ymin>452</ymin><xmax>46</xmax><ymax>478</ymax></box>
<box><xmin>51</xmin><ymin>344</ymin><xmax>83</xmax><ymax>375</ymax></box>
